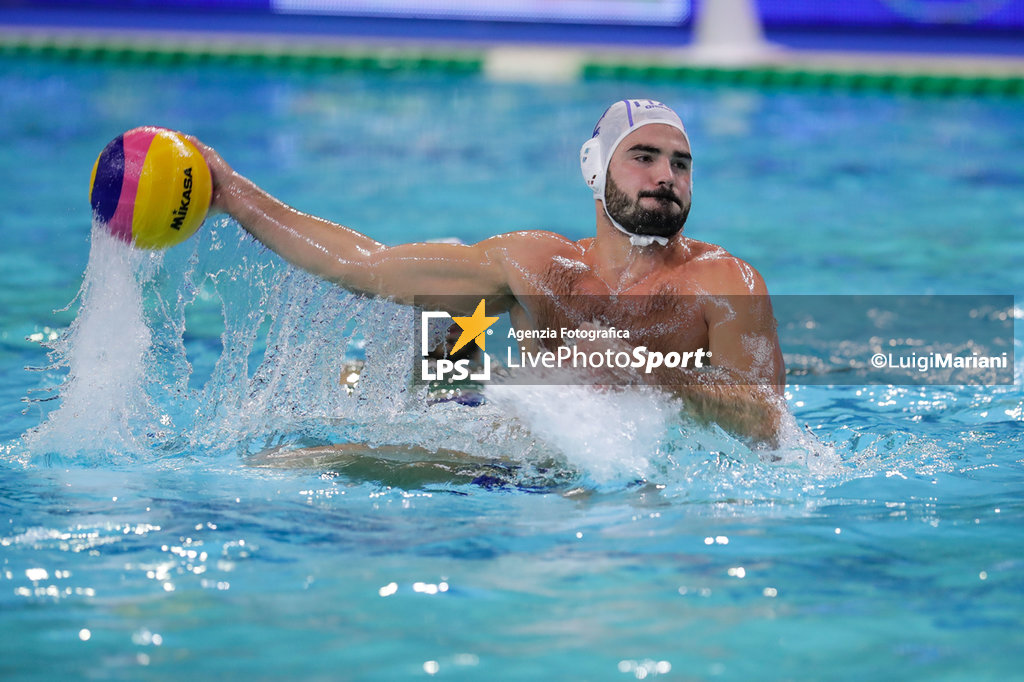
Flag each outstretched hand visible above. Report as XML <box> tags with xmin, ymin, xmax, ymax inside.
<box><xmin>184</xmin><ymin>135</ymin><xmax>237</xmax><ymax>216</ymax></box>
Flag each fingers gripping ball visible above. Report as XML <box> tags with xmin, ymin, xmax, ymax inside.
<box><xmin>89</xmin><ymin>126</ymin><xmax>212</xmax><ymax>249</ymax></box>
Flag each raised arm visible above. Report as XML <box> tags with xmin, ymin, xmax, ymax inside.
<box><xmin>190</xmin><ymin>137</ymin><xmax>516</xmax><ymax>312</ymax></box>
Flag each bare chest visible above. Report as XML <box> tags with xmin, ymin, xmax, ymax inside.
<box><xmin>509</xmin><ymin>261</ymin><xmax>709</xmax><ymax>353</ymax></box>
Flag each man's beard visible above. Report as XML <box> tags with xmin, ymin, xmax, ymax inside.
<box><xmin>604</xmin><ymin>174</ymin><xmax>689</xmax><ymax>240</ymax></box>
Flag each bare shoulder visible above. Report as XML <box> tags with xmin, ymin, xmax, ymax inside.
<box><xmin>479</xmin><ymin>229</ymin><xmax>580</xmax><ymax>253</ymax></box>
<box><xmin>475</xmin><ymin>229</ymin><xmax>584</xmax><ymax>266</ymax></box>
<box><xmin>677</xmin><ymin>238</ymin><xmax>769</xmax><ymax>295</ymax></box>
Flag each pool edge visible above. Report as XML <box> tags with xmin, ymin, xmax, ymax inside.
<box><xmin>2</xmin><ymin>26</ymin><xmax>1023</xmax><ymax>97</ymax></box>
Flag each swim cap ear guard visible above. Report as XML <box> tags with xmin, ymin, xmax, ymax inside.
<box><xmin>581</xmin><ymin>99</ymin><xmax>690</xmax><ymax>248</ymax></box>
<box><xmin>580</xmin><ymin>138</ymin><xmax>606</xmax><ymax>196</ymax></box>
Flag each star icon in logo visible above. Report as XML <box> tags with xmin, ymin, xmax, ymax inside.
<box><xmin>450</xmin><ymin>299</ymin><xmax>499</xmax><ymax>354</ymax></box>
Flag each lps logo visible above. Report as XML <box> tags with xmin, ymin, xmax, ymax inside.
<box><xmin>420</xmin><ymin>299</ymin><xmax>496</xmax><ymax>382</ymax></box>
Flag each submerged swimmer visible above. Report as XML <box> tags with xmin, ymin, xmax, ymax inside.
<box><xmin>190</xmin><ymin>99</ymin><xmax>786</xmax><ymax>443</ymax></box>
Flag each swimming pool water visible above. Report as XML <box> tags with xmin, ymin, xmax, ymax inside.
<box><xmin>1</xmin><ymin>55</ymin><xmax>1023</xmax><ymax>680</ymax></box>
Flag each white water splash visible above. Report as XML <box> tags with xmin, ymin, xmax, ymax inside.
<box><xmin>485</xmin><ymin>383</ymin><xmax>672</xmax><ymax>485</ymax></box>
<box><xmin>18</xmin><ymin>218</ymin><xmax>841</xmax><ymax>493</ymax></box>
<box><xmin>23</xmin><ymin>227</ymin><xmax>164</xmax><ymax>458</ymax></box>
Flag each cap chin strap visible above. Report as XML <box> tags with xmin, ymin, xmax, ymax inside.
<box><xmin>601</xmin><ymin>198</ymin><xmax>671</xmax><ymax>248</ymax></box>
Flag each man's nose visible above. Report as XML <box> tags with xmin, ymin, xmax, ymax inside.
<box><xmin>652</xmin><ymin>158</ymin><xmax>675</xmax><ymax>187</ymax></box>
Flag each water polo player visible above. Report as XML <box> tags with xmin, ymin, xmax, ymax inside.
<box><xmin>187</xmin><ymin>98</ymin><xmax>786</xmax><ymax>442</ymax></box>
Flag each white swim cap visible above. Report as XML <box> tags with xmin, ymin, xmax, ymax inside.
<box><xmin>580</xmin><ymin>99</ymin><xmax>690</xmax><ymax>247</ymax></box>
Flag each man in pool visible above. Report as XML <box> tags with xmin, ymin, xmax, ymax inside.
<box><xmin>189</xmin><ymin>98</ymin><xmax>786</xmax><ymax>443</ymax></box>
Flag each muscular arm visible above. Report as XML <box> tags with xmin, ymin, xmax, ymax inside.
<box><xmin>679</xmin><ymin>259</ymin><xmax>786</xmax><ymax>443</ymax></box>
<box><xmin>191</xmin><ymin>138</ymin><xmax>516</xmax><ymax>312</ymax></box>
<box><xmin>678</xmin><ymin>304</ymin><xmax>785</xmax><ymax>444</ymax></box>
<box><xmin>635</xmin><ymin>344</ymin><xmax>785</xmax><ymax>445</ymax></box>
<box><xmin>634</xmin><ymin>259</ymin><xmax>786</xmax><ymax>444</ymax></box>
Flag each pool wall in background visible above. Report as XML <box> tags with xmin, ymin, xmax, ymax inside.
<box><xmin>5</xmin><ymin>0</ymin><xmax>1024</xmax><ymax>54</ymax></box>
<box><xmin>7</xmin><ymin>0</ymin><xmax>1024</xmax><ymax>29</ymax></box>
<box><xmin>5</xmin><ymin>0</ymin><xmax>1024</xmax><ymax>94</ymax></box>
<box><xmin>3</xmin><ymin>27</ymin><xmax>1022</xmax><ymax>99</ymax></box>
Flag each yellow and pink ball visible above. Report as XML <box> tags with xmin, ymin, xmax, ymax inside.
<box><xmin>89</xmin><ymin>127</ymin><xmax>212</xmax><ymax>249</ymax></box>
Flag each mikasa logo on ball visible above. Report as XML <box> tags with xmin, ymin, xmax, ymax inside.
<box><xmin>170</xmin><ymin>167</ymin><xmax>194</xmax><ymax>231</ymax></box>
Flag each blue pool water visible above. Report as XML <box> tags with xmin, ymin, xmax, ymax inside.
<box><xmin>2</xmin><ymin>55</ymin><xmax>1023</xmax><ymax>680</ymax></box>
